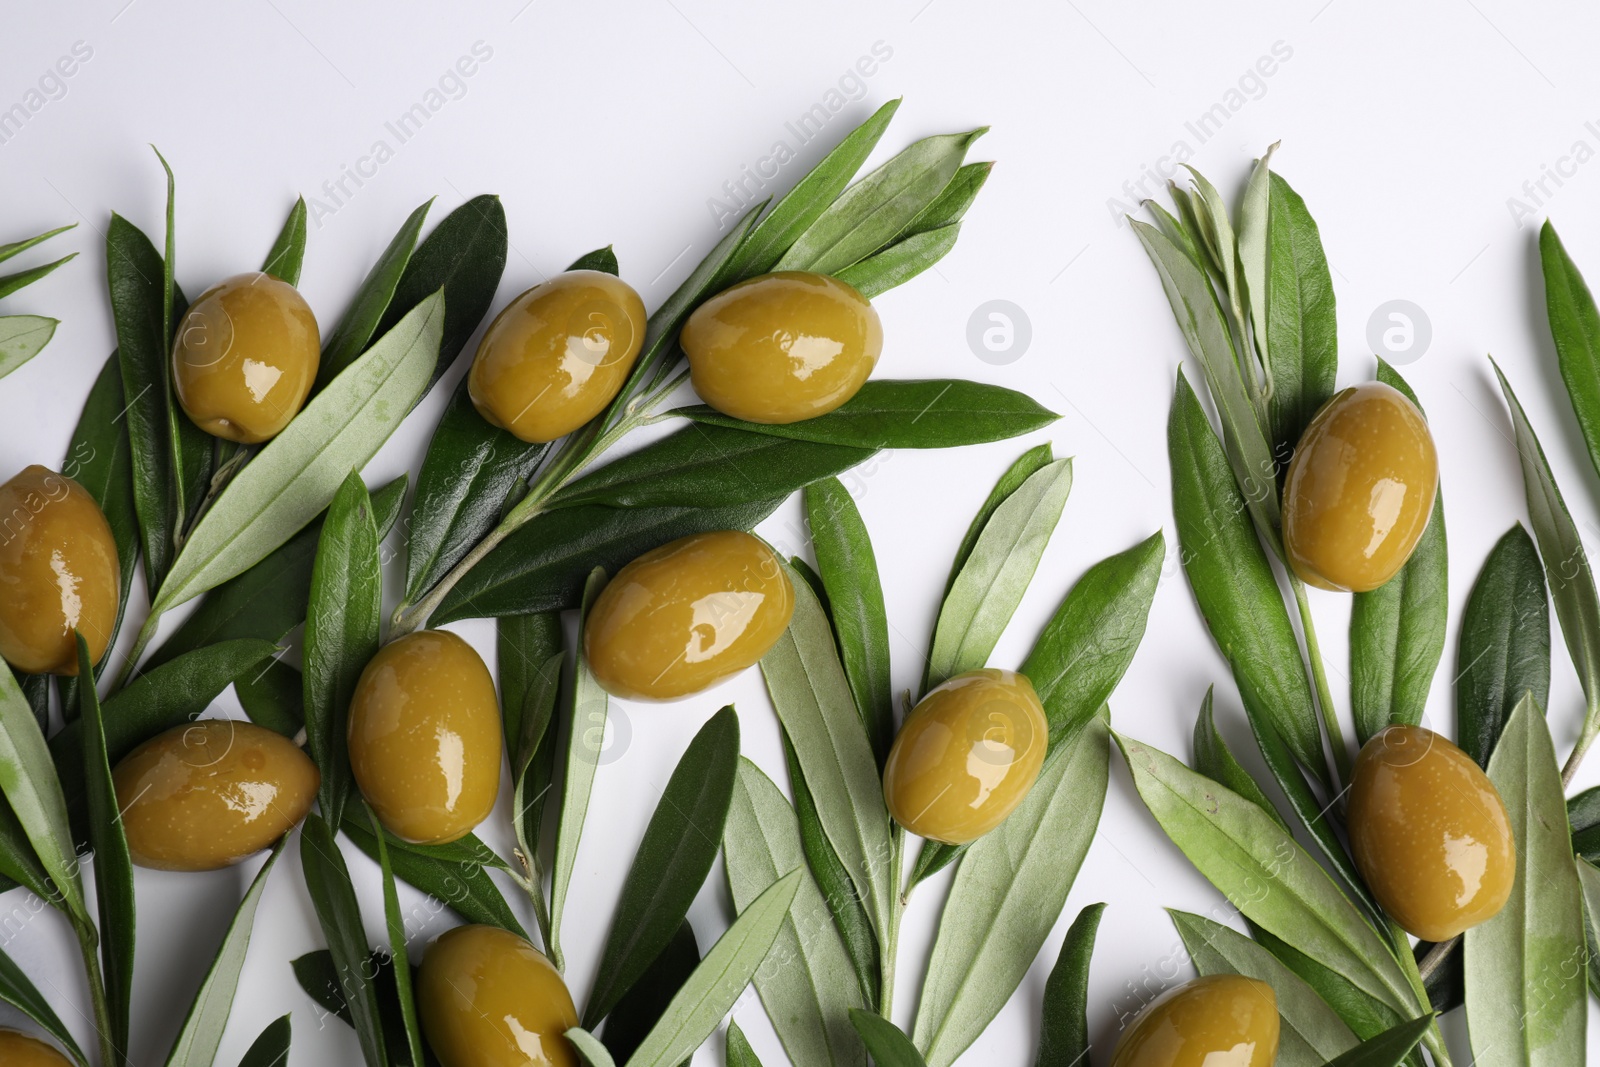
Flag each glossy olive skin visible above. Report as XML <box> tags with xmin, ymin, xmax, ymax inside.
<box><xmin>114</xmin><ymin>720</ymin><xmax>319</xmax><ymax>871</ymax></box>
<box><xmin>469</xmin><ymin>270</ymin><xmax>647</xmax><ymax>443</ymax></box>
<box><xmin>0</xmin><ymin>1030</ymin><xmax>72</xmax><ymax>1067</ymax></box>
<box><xmin>681</xmin><ymin>271</ymin><xmax>883</xmax><ymax>424</ymax></box>
<box><xmin>171</xmin><ymin>272</ymin><xmax>321</xmax><ymax>444</ymax></box>
<box><xmin>882</xmin><ymin>669</ymin><xmax>1048</xmax><ymax>844</ymax></box>
<box><xmin>419</xmin><ymin>924</ymin><xmax>578</xmax><ymax>1067</ymax></box>
<box><xmin>1111</xmin><ymin>975</ymin><xmax>1279</xmax><ymax>1067</ymax></box>
<box><xmin>0</xmin><ymin>465</ymin><xmax>120</xmax><ymax>675</ymax></box>
<box><xmin>348</xmin><ymin>631</ymin><xmax>502</xmax><ymax>845</ymax></box>
<box><xmin>1349</xmin><ymin>725</ymin><xmax>1514</xmax><ymax>941</ymax></box>
<box><xmin>1282</xmin><ymin>381</ymin><xmax>1438</xmax><ymax>592</ymax></box>
<box><xmin>584</xmin><ymin>530</ymin><xmax>794</xmax><ymax>701</ymax></box>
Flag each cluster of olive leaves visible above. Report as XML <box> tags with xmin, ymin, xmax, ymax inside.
<box><xmin>1123</xmin><ymin>144</ymin><xmax>1600</xmax><ymax>1067</ymax></box>
<box><xmin>0</xmin><ymin>220</ymin><xmax>74</xmax><ymax>381</ymax></box>
<box><xmin>0</xmin><ymin>99</ymin><xmax>1136</xmax><ymax>1067</ymax></box>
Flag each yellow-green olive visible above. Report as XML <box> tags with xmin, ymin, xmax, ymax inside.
<box><xmin>171</xmin><ymin>271</ymin><xmax>321</xmax><ymax>444</ymax></box>
<box><xmin>882</xmin><ymin>669</ymin><xmax>1048</xmax><ymax>844</ymax></box>
<box><xmin>584</xmin><ymin>530</ymin><xmax>794</xmax><ymax>701</ymax></box>
<box><xmin>0</xmin><ymin>1030</ymin><xmax>72</xmax><ymax>1067</ymax></box>
<box><xmin>468</xmin><ymin>270</ymin><xmax>647</xmax><ymax>443</ymax></box>
<box><xmin>1348</xmin><ymin>725</ymin><xmax>1514</xmax><ymax>941</ymax></box>
<box><xmin>418</xmin><ymin>924</ymin><xmax>578</xmax><ymax>1067</ymax></box>
<box><xmin>113</xmin><ymin>720</ymin><xmax>319</xmax><ymax>871</ymax></box>
<box><xmin>1111</xmin><ymin>975</ymin><xmax>1279</xmax><ymax>1067</ymax></box>
<box><xmin>1282</xmin><ymin>381</ymin><xmax>1438</xmax><ymax>592</ymax></box>
<box><xmin>348</xmin><ymin>631</ymin><xmax>502</xmax><ymax>845</ymax></box>
<box><xmin>681</xmin><ymin>271</ymin><xmax>882</xmax><ymax>424</ymax></box>
<box><xmin>0</xmin><ymin>465</ymin><xmax>120</xmax><ymax>676</ymax></box>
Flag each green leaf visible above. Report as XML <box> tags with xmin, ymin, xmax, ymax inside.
<box><xmin>850</xmin><ymin>1011</ymin><xmax>925</xmax><ymax>1067</ymax></box>
<box><xmin>367</xmin><ymin>807</ymin><xmax>425</xmax><ymax>1067</ymax></box>
<box><xmin>1168</xmin><ymin>369</ymin><xmax>1323</xmax><ymax>777</ymax></box>
<box><xmin>1464</xmin><ymin>694</ymin><xmax>1586</xmax><ymax>1066</ymax></box>
<box><xmin>261</xmin><ymin>198</ymin><xmax>308</xmax><ymax>284</ymax></box>
<box><xmin>0</xmin><ymin>223</ymin><xmax>74</xmax><ymax>265</ymax></box>
<box><xmin>165</xmin><ymin>838</ymin><xmax>286</xmax><ymax>1067</ymax></box>
<box><xmin>623</xmin><ymin>869</ymin><xmax>803</xmax><ymax>1067</ymax></box>
<box><xmin>77</xmin><ymin>636</ymin><xmax>134</xmax><ymax>1063</ymax></box>
<box><xmin>1540</xmin><ymin>220</ymin><xmax>1600</xmax><ymax>486</ymax></box>
<box><xmin>1170</xmin><ymin>909</ymin><xmax>1357</xmax><ymax>1065</ymax></box>
<box><xmin>0</xmin><ymin>315</ymin><xmax>58</xmax><ymax>379</ymax></box>
<box><xmin>936</xmin><ymin>444</ymin><xmax>1053</xmax><ymax>612</ymax></box>
<box><xmin>779</xmin><ymin>129</ymin><xmax>986</xmax><ymax>275</ymax></box>
<box><xmin>1321</xmin><ymin>1015</ymin><xmax>1436</xmax><ymax>1067</ymax></box>
<box><xmin>554</xmin><ymin>423</ymin><xmax>874</xmax><ymax>510</ymax></box>
<box><xmin>0</xmin><ymin>254</ymin><xmax>74</xmax><ymax>301</ymax></box>
<box><xmin>1034</xmin><ymin>902</ymin><xmax>1105</xmax><ymax>1067</ymax></box>
<box><xmin>1572</xmin><ymin>788</ymin><xmax>1600</xmax><ymax>863</ymax></box>
<box><xmin>234</xmin><ymin>659</ymin><xmax>302</xmax><ymax>737</ymax></box>
<box><xmin>726</xmin><ymin>1021</ymin><xmax>764</xmax><ymax>1067</ymax></box>
<box><xmin>1262</xmin><ymin>171</ymin><xmax>1338</xmax><ymax>458</ymax></box>
<box><xmin>289</xmin><ymin>949</ymin><xmax>429</xmax><ymax>1065</ymax></box>
<box><xmin>299</xmin><ymin>813</ymin><xmax>387</xmax><ymax>1067</ymax></box>
<box><xmin>724</xmin><ymin>758</ymin><xmax>866</xmax><ymax>1067</ymax></box>
<box><xmin>1457</xmin><ymin>524</ymin><xmax>1550</xmax><ymax>767</ymax></box>
<box><xmin>587</xmin><ymin>707</ymin><xmax>740</xmax><ymax>1026</ymax></box>
<box><xmin>904</xmin><ymin>161</ymin><xmax>993</xmax><ymax>236</ymax></box>
<box><xmin>600</xmin><ymin>921</ymin><xmax>700</xmax><ymax>1066</ymax></box>
<box><xmin>569</xmin><ymin>246</ymin><xmax>620</xmax><ymax>275</ymax></box>
<box><xmin>433</xmin><ymin>496</ymin><xmax>785</xmax><ymax>624</ymax></box>
<box><xmin>317</xmin><ymin>199</ymin><xmax>432</xmax><ymax>389</ymax></box>
<box><xmin>1235</xmin><ymin>145</ymin><xmax>1275</xmax><ymax>374</ymax></box>
<box><xmin>0</xmin><ymin>658</ymin><xmax>85</xmax><ymax>923</ymax></box>
<box><xmin>1193</xmin><ymin>687</ymin><xmax>1288</xmax><ymax>832</ymax></box>
<box><xmin>834</xmin><ymin>224</ymin><xmax>959</xmax><ymax>299</ymax></box>
<box><xmin>341</xmin><ymin>818</ymin><xmax>526</xmax><ymax>937</ymax></box>
<box><xmin>236</xmin><ymin>1015</ymin><xmax>291</xmax><ymax>1067</ymax></box>
<box><xmin>155</xmin><ymin>290</ymin><xmax>444</xmax><ymax>613</ymax></box>
<box><xmin>925</xmin><ymin>458</ymin><xmax>1072</xmax><ymax>688</ymax></box>
<box><xmin>1247</xmin><ymin>924</ymin><xmax>1414</xmax><ymax>1047</ymax></box>
<box><xmin>499</xmin><ymin>613</ymin><xmax>563</xmax><ymax>944</ymax></box>
<box><xmin>0</xmin><ymin>938</ymin><xmax>87</xmax><ymax>1065</ymax></box>
<box><xmin>1349</xmin><ymin>361</ymin><xmax>1447</xmax><ymax>743</ymax></box>
<box><xmin>673</xmin><ymin>381</ymin><xmax>1058</xmax><ymax>450</ymax></box>
<box><xmin>760</xmin><ymin>567</ymin><xmax>894</xmax><ymax>942</ymax></box>
<box><xmin>805</xmin><ymin>478</ymin><xmax>893</xmax><ymax>764</ymax></box>
<box><xmin>914</xmin><ymin>716</ymin><xmax>1110</xmax><ymax>1067</ymax></box>
<box><xmin>1576</xmin><ymin>857</ymin><xmax>1600</xmax><ymax>996</ymax></box>
<box><xmin>569</xmin><ymin>1028</ymin><xmax>619</xmax><ymax>1067</ymax></box>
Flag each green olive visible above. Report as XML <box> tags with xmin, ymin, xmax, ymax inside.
<box><xmin>1348</xmin><ymin>725</ymin><xmax>1514</xmax><ymax>941</ymax></box>
<box><xmin>113</xmin><ymin>720</ymin><xmax>319</xmax><ymax>871</ymax></box>
<box><xmin>882</xmin><ymin>669</ymin><xmax>1048</xmax><ymax>844</ymax></box>
<box><xmin>0</xmin><ymin>465</ymin><xmax>120</xmax><ymax>676</ymax></box>
<box><xmin>1282</xmin><ymin>381</ymin><xmax>1438</xmax><ymax>592</ymax></box>
<box><xmin>0</xmin><ymin>1030</ymin><xmax>72</xmax><ymax>1066</ymax></box>
<box><xmin>1110</xmin><ymin>974</ymin><xmax>1279</xmax><ymax>1067</ymax></box>
<box><xmin>468</xmin><ymin>270</ymin><xmax>647</xmax><ymax>443</ymax></box>
<box><xmin>418</xmin><ymin>924</ymin><xmax>578</xmax><ymax>1067</ymax></box>
<box><xmin>348</xmin><ymin>631</ymin><xmax>502</xmax><ymax>845</ymax></box>
<box><xmin>584</xmin><ymin>530</ymin><xmax>794</xmax><ymax>701</ymax></box>
<box><xmin>681</xmin><ymin>271</ymin><xmax>882</xmax><ymax>424</ymax></box>
<box><xmin>171</xmin><ymin>272</ymin><xmax>321</xmax><ymax>444</ymax></box>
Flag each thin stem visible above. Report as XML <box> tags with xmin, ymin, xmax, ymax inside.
<box><xmin>74</xmin><ymin>919</ymin><xmax>118</xmax><ymax>1067</ymax></box>
<box><xmin>109</xmin><ymin>609</ymin><xmax>162</xmax><ymax>694</ymax></box>
<box><xmin>1416</xmin><ymin>935</ymin><xmax>1459</xmax><ymax>982</ymax></box>
<box><xmin>878</xmin><ymin>828</ymin><xmax>905</xmax><ymax>1019</ymax></box>
<box><xmin>1289</xmin><ymin>575</ymin><xmax>1352</xmax><ymax>789</ymax></box>
<box><xmin>1563</xmin><ymin>726</ymin><xmax>1598</xmax><ymax>787</ymax></box>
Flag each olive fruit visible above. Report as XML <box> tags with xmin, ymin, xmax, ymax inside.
<box><xmin>1110</xmin><ymin>974</ymin><xmax>1279</xmax><ymax>1067</ymax></box>
<box><xmin>0</xmin><ymin>465</ymin><xmax>120</xmax><ymax>675</ymax></box>
<box><xmin>0</xmin><ymin>1030</ymin><xmax>72</xmax><ymax>1067</ymax></box>
<box><xmin>681</xmin><ymin>271</ymin><xmax>882</xmax><ymax>424</ymax></box>
<box><xmin>348</xmin><ymin>630</ymin><xmax>502</xmax><ymax>845</ymax></box>
<box><xmin>419</xmin><ymin>924</ymin><xmax>578</xmax><ymax>1067</ymax></box>
<box><xmin>114</xmin><ymin>720</ymin><xmax>319</xmax><ymax>871</ymax></box>
<box><xmin>1282</xmin><ymin>381</ymin><xmax>1438</xmax><ymax>592</ymax></box>
<box><xmin>584</xmin><ymin>530</ymin><xmax>794</xmax><ymax>701</ymax></box>
<box><xmin>882</xmin><ymin>669</ymin><xmax>1048</xmax><ymax>844</ymax></box>
<box><xmin>468</xmin><ymin>270</ymin><xmax>647</xmax><ymax>443</ymax></box>
<box><xmin>1348</xmin><ymin>725</ymin><xmax>1514</xmax><ymax>941</ymax></box>
<box><xmin>171</xmin><ymin>271</ymin><xmax>321</xmax><ymax>444</ymax></box>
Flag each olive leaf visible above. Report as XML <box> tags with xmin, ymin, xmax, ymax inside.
<box><xmin>164</xmin><ymin>838</ymin><xmax>286</xmax><ymax>1067</ymax></box>
<box><xmin>586</xmin><ymin>707</ymin><xmax>740</xmax><ymax>1027</ymax></box>
<box><xmin>1035</xmin><ymin>902</ymin><xmax>1105</xmax><ymax>1067</ymax></box>
<box><xmin>1235</xmin><ymin>145</ymin><xmax>1275</xmax><ymax>374</ymax></box>
<box><xmin>289</xmin><ymin>949</ymin><xmax>432</xmax><ymax>1066</ymax></box>
<box><xmin>805</xmin><ymin>477</ymin><xmax>893</xmax><ymax>764</ymax></box>
<box><xmin>154</xmin><ymin>290</ymin><xmax>444</xmax><ymax>615</ymax></box>
<box><xmin>1262</xmin><ymin>171</ymin><xmax>1337</xmax><ymax>458</ymax></box>
<box><xmin>924</xmin><ymin>457</ymin><xmax>1072</xmax><ymax>689</ymax></box>
<box><xmin>725</xmin><ymin>1021</ymin><xmax>765</xmax><ymax>1067</ymax></box>
<box><xmin>0</xmin><ymin>658</ymin><xmax>87</xmax><ymax>925</ymax></box>
<box><xmin>1539</xmin><ymin>220</ymin><xmax>1600</xmax><ymax>484</ymax></box>
<box><xmin>317</xmin><ymin>199</ymin><xmax>432</xmax><ymax>389</ymax></box>
<box><xmin>432</xmin><ymin>496</ymin><xmax>785</xmax><ymax>624</ymax></box>
<box><xmin>724</xmin><ymin>757</ymin><xmax>865</xmax><ymax>1067</ymax></box>
<box><xmin>568</xmin><ymin>246</ymin><xmax>620</xmax><ymax>275</ymax></box>
<box><xmin>1247</xmin><ymin>924</ymin><xmax>1418</xmax><ymax>1050</ymax></box>
<box><xmin>1321</xmin><ymin>1015</ymin><xmax>1436</xmax><ymax>1067</ymax></box>
<box><xmin>600</xmin><ymin>922</ymin><xmax>700</xmax><ymax>1065</ymax></box>
<box><xmin>850</xmin><ymin>1012</ymin><xmax>925</xmax><ymax>1067</ymax></box>
<box><xmin>903</xmin><ymin>160</ymin><xmax>993</xmax><ymax>238</ymax></box>
<box><xmin>299</xmin><ymin>812</ymin><xmax>387</xmax><ymax>1067</ymax></box>
<box><xmin>622</xmin><ymin>869</ymin><xmax>803</xmax><ymax>1067</ymax></box>
<box><xmin>1349</xmin><ymin>361</ymin><xmax>1446</xmax><ymax>744</ymax></box>
<box><xmin>76</xmin><ymin>635</ymin><xmax>134</xmax><ymax>1064</ymax></box>
<box><xmin>673</xmin><ymin>381</ymin><xmax>1058</xmax><ymax>450</ymax></box>
<box><xmin>0</xmin><ymin>316</ymin><xmax>58</xmax><ymax>380</ymax></box>
<box><xmin>368</xmin><ymin>808</ymin><xmax>425</xmax><ymax>1067</ymax></box>
<box><xmin>341</xmin><ymin>818</ymin><xmax>527</xmax><ymax>938</ymax></box>
<box><xmin>0</xmin><ymin>940</ymin><xmax>87</xmax><ymax>1065</ymax></box>
<box><xmin>261</xmin><ymin>198</ymin><xmax>308</xmax><ymax>284</ymax></box>
<box><xmin>1457</xmin><ymin>524</ymin><xmax>1550</xmax><ymax>767</ymax></box>
<box><xmin>914</xmin><ymin>715</ymin><xmax>1109</xmax><ymax>1067</ymax></box>
<box><xmin>0</xmin><ymin>254</ymin><xmax>73</xmax><ymax>302</ymax></box>
<box><xmin>1577</xmin><ymin>857</ymin><xmax>1600</xmax><ymax>996</ymax></box>
<box><xmin>1464</xmin><ymin>693</ymin><xmax>1586</xmax><ymax>1066</ymax></box>
<box><xmin>0</xmin><ymin>222</ymin><xmax>74</xmax><ymax>264</ymax></box>
<box><xmin>235</xmin><ymin>1015</ymin><xmax>291</xmax><ymax>1067</ymax></box>
<box><xmin>498</xmin><ymin>612</ymin><xmax>562</xmax><ymax>943</ymax></box>
<box><xmin>760</xmin><ymin>566</ymin><xmax>894</xmax><ymax>943</ymax></box>
<box><xmin>1193</xmin><ymin>687</ymin><xmax>1287</xmax><ymax>833</ymax></box>
<box><xmin>569</xmin><ymin>1028</ymin><xmax>619</xmax><ymax>1067</ymax></box>
<box><xmin>1573</xmin><ymin>789</ymin><xmax>1600</xmax><ymax>864</ymax></box>
<box><xmin>935</xmin><ymin>444</ymin><xmax>1053</xmax><ymax>612</ymax></box>
<box><xmin>1170</xmin><ymin>909</ymin><xmax>1357</xmax><ymax>1065</ymax></box>
<box><xmin>834</xmin><ymin>224</ymin><xmax>960</xmax><ymax>299</ymax></box>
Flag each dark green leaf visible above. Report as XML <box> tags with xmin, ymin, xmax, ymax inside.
<box><xmin>849</xmin><ymin>1011</ymin><xmax>925</xmax><ymax>1067</ymax></box>
<box><xmin>367</xmin><ymin>808</ymin><xmax>424</xmax><ymax>1067</ymax></box>
<box><xmin>498</xmin><ymin>611</ymin><xmax>564</xmax><ymax>770</ymax></box>
<box><xmin>0</xmin><ymin>782</ymin><xmax>52</xmax><ymax>902</ymax></box>
<box><xmin>725</xmin><ymin>1020</ymin><xmax>763</xmax><ymax>1067</ymax></box>
<box><xmin>234</xmin><ymin>659</ymin><xmax>304</xmax><ymax>737</ymax></box>
<box><xmin>936</xmin><ymin>444</ymin><xmax>1053</xmax><ymax>613</ymax></box>
<box><xmin>291</xmin><ymin>949</ymin><xmax>433</xmax><ymax>1065</ymax></box>
<box><xmin>1035</xmin><ymin>903</ymin><xmax>1104</xmax><ymax>1067</ymax></box>
<box><xmin>19</xmin><ymin>673</ymin><xmax>48</xmax><ymax>732</ymax></box>
<box><xmin>1320</xmin><ymin>1015</ymin><xmax>1435</xmax><ymax>1067</ymax></box>
<box><xmin>1411</xmin><ymin>938</ymin><xmax>1461</xmax><ymax>1016</ymax></box>
<box><xmin>1572</xmin><ymin>786</ymin><xmax>1600</xmax><ymax>863</ymax></box>
<box><xmin>1457</xmin><ymin>524</ymin><xmax>1550</xmax><ymax>767</ymax></box>
<box><xmin>236</xmin><ymin>1015</ymin><xmax>291</xmax><ymax>1067</ymax></box>
<box><xmin>1249</xmin><ymin>924</ymin><xmax>1414</xmax><ymax>1047</ymax></box>
<box><xmin>0</xmin><ymin>254</ymin><xmax>74</xmax><ymax>302</ymax></box>
<box><xmin>299</xmin><ymin>813</ymin><xmax>387</xmax><ymax>1067</ymax></box>
<box><xmin>568</xmin><ymin>246</ymin><xmax>619</xmax><ymax>275</ymax></box>
<box><xmin>433</xmin><ymin>497</ymin><xmax>785</xmax><ymax>624</ymax></box>
<box><xmin>261</xmin><ymin>199</ymin><xmax>308</xmax><ymax>285</ymax></box>
<box><xmin>600</xmin><ymin>921</ymin><xmax>699</xmax><ymax>1065</ymax></box>
<box><xmin>0</xmin><ymin>223</ymin><xmax>74</xmax><ymax>265</ymax></box>
<box><xmin>1540</xmin><ymin>220</ymin><xmax>1600</xmax><ymax>485</ymax></box>
<box><xmin>0</xmin><ymin>943</ymin><xmax>86</xmax><ymax>1064</ymax></box>
<box><xmin>341</xmin><ymin>817</ymin><xmax>526</xmax><ymax>937</ymax></box>
<box><xmin>317</xmin><ymin>199</ymin><xmax>432</xmax><ymax>389</ymax></box>
<box><xmin>1192</xmin><ymin>686</ymin><xmax>1287</xmax><ymax>832</ymax></box>
<box><xmin>1262</xmin><ymin>172</ymin><xmax>1337</xmax><ymax>461</ymax></box>
<box><xmin>834</xmin><ymin>225</ymin><xmax>960</xmax><ymax>299</ymax></box>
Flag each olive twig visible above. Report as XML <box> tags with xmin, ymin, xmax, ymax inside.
<box><xmin>71</xmin><ymin>917</ymin><xmax>119</xmax><ymax>1067</ymax></box>
<box><xmin>1561</xmin><ymin>726</ymin><xmax>1598</xmax><ymax>787</ymax></box>
<box><xmin>877</xmin><ymin>827</ymin><xmax>906</xmax><ymax>1019</ymax></box>
<box><xmin>109</xmin><ymin>610</ymin><xmax>164</xmax><ymax>694</ymax></box>
<box><xmin>1288</xmin><ymin>575</ymin><xmax>1351</xmax><ymax>790</ymax></box>
<box><xmin>1416</xmin><ymin>935</ymin><xmax>1459</xmax><ymax>983</ymax></box>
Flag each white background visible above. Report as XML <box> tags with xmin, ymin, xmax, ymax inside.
<box><xmin>2</xmin><ymin>0</ymin><xmax>1599</xmax><ymax>1063</ymax></box>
